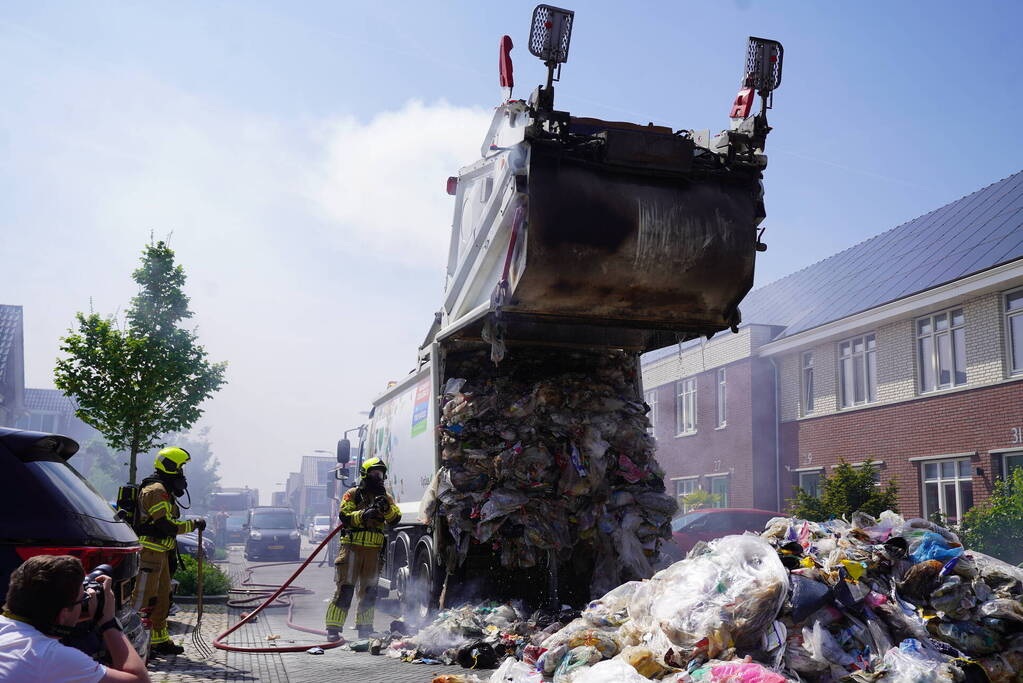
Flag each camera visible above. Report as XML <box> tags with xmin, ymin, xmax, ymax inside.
<box><xmin>81</xmin><ymin>563</ymin><xmax>113</xmax><ymax>623</ymax></box>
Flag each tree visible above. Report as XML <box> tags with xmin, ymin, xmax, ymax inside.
<box><xmin>681</xmin><ymin>488</ymin><xmax>722</xmax><ymax>512</ymax></box>
<box><xmin>55</xmin><ymin>241</ymin><xmax>227</xmax><ymax>484</ymax></box>
<box><xmin>788</xmin><ymin>459</ymin><xmax>899</xmax><ymax>521</ymax></box>
<box><xmin>960</xmin><ymin>468</ymin><xmax>1023</xmax><ymax>565</ymax></box>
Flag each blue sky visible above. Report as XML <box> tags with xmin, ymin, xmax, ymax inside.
<box><xmin>2</xmin><ymin>1</ymin><xmax>1021</xmax><ymax>498</ymax></box>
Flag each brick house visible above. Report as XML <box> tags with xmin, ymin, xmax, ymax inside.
<box><xmin>643</xmin><ymin>170</ymin><xmax>1023</xmax><ymax>523</ymax></box>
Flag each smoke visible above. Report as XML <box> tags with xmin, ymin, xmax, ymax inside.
<box><xmin>310</xmin><ymin>100</ymin><xmax>493</xmax><ymax>268</ymax></box>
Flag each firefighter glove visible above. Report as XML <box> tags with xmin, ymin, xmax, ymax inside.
<box><xmin>194</xmin><ymin>518</ymin><xmax>206</xmax><ymax>532</ymax></box>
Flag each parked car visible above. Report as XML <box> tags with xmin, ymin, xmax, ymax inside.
<box><xmin>668</xmin><ymin>508</ymin><xmax>782</xmax><ymax>558</ymax></box>
<box><xmin>0</xmin><ymin>428</ymin><xmax>149</xmax><ymax>660</ymax></box>
<box><xmin>307</xmin><ymin>515</ymin><xmax>331</xmax><ymax>543</ymax></box>
<box><xmin>224</xmin><ymin>513</ymin><xmax>247</xmax><ymax>544</ymax></box>
<box><xmin>177</xmin><ymin>527</ymin><xmax>216</xmax><ymax>560</ymax></box>
<box><xmin>243</xmin><ymin>506</ymin><xmax>301</xmax><ymax>561</ymax></box>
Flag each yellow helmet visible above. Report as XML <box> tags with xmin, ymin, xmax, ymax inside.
<box><xmin>155</xmin><ymin>446</ymin><xmax>191</xmax><ymax>475</ymax></box>
<box><xmin>360</xmin><ymin>457</ymin><xmax>387</xmax><ymax>478</ymax></box>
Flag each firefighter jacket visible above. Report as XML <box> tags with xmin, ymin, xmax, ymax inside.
<box><xmin>136</xmin><ymin>480</ymin><xmax>195</xmax><ymax>552</ymax></box>
<box><xmin>338</xmin><ymin>487</ymin><xmax>400</xmax><ymax>548</ymax></box>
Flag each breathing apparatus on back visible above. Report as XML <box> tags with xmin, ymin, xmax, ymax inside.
<box><xmin>115</xmin><ymin>446</ymin><xmax>192</xmax><ymax>527</ymax></box>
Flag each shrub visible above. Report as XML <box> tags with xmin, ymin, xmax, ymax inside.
<box><xmin>681</xmin><ymin>488</ymin><xmax>722</xmax><ymax>512</ymax></box>
<box><xmin>788</xmin><ymin>459</ymin><xmax>899</xmax><ymax>522</ymax></box>
<box><xmin>174</xmin><ymin>554</ymin><xmax>232</xmax><ymax>596</ymax></box>
<box><xmin>960</xmin><ymin>468</ymin><xmax>1023</xmax><ymax>565</ymax></box>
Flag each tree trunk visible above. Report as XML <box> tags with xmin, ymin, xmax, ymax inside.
<box><xmin>129</xmin><ymin>443</ymin><xmax>138</xmax><ymax>485</ymax></box>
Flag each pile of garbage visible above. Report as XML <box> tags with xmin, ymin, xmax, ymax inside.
<box><xmin>375</xmin><ymin>602</ymin><xmax>574</xmax><ymax>668</ymax></box>
<box><xmin>420</xmin><ymin>348</ymin><xmax>677</xmax><ymax>597</ymax></box>
<box><xmin>421</xmin><ymin>510</ymin><xmax>1023</xmax><ymax>682</ymax></box>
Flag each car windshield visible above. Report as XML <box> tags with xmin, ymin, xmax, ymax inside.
<box><xmin>27</xmin><ymin>461</ymin><xmax>121</xmax><ymax>522</ymax></box>
<box><xmin>313</xmin><ymin>516</ymin><xmax>330</xmax><ymax>526</ymax></box>
<box><xmin>250</xmin><ymin>512</ymin><xmax>295</xmax><ymax>529</ymax></box>
<box><xmin>671</xmin><ymin>511</ymin><xmax>708</xmax><ymax>532</ymax></box>
<box><xmin>226</xmin><ymin>517</ymin><xmax>245</xmax><ymax>529</ymax></box>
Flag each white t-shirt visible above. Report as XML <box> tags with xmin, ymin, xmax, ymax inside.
<box><xmin>0</xmin><ymin>615</ymin><xmax>106</xmax><ymax>683</ymax></box>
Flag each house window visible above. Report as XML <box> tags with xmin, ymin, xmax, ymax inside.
<box><xmin>839</xmin><ymin>333</ymin><xmax>877</xmax><ymax>407</ymax></box>
<box><xmin>676</xmin><ymin>378</ymin><xmax>697</xmax><ymax>435</ymax></box>
<box><xmin>19</xmin><ymin>413</ymin><xmax>58</xmax><ymax>433</ymax></box>
<box><xmin>1007</xmin><ymin>289</ymin><xmax>1023</xmax><ymax>375</ymax></box>
<box><xmin>917</xmin><ymin>309</ymin><xmax>966</xmax><ymax>392</ymax></box>
<box><xmin>801</xmin><ymin>351</ymin><xmax>814</xmax><ymax>414</ymax></box>
<box><xmin>675</xmin><ymin>478</ymin><xmax>698</xmax><ymax>511</ymax></box>
<box><xmin>716</xmin><ymin>368</ymin><xmax>727</xmax><ymax>428</ymax></box>
<box><xmin>644</xmin><ymin>389</ymin><xmax>657</xmax><ymax>437</ymax></box>
<box><xmin>922</xmin><ymin>458</ymin><xmax>974</xmax><ymax>525</ymax></box>
<box><xmin>1004</xmin><ymin>452</ymin><xmax>1023</xmax><ymax>479</ymax></box>
<box><xmin>708</xmin><ymin>475</ymin><xmax>729</xmax><ymax>507</ymax></box>
<box><xmin>798</xmin><ymin>470</ymin><xmax>823</xmax><ymax>498</ymax></box>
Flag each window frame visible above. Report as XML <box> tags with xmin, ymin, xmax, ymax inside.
<box><xmin>674</xmin><ymin>477</ymin><xmax>699</xmax><ymax>512</ymax></box>
<box><xmin>1006</xmin><ymin>287</ymin><xmax>1023</xmax><ymax>376</ymax></box>
<box><xmin>796</xmin><ymin>468</ymin><xmax>823</xmax><ymax>499</ymax></box>
<box><xmin>838</xmin><ymin>333</ymin><xmax>877</xmax><ymax>408</ymax></box>
<box><xmin>1003</xmin><ymin>451</ymin><xmax>1023</xmax><ymax>480</ymax></box>
<box><xmin>645</xmin><ymin>389</ymin><xmax>657</xmax><ymax>438</ymax></box>
<box><xmin>707</xmin><ymin>475</ymin><xmax>729</xmax><ymax>508</ymax></box>
<box><xmin>801</xmin><ymin>351</ymin><xmax>815</xmax><ymax>415</ymax></box>
<box><xmin>916</xmin><ymin>308</ymin><xmax>967</xmax><ymax>393</ymax></box>
<box><xmin>675</xmin><ymin>377</ymin><xmax>697</xmax><ymax>436</ymax></box>
<box><xmin>715</xmin><ymin>367</ymin><xmax>727</xmax><ymax>428</ymax></box>
<box><xmin>921</xmin><ymin>457</ymin><xmax>974</xmax><ymax>525</ymax></box>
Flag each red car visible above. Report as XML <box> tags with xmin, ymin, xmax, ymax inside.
<box><xmin>667</xmin><ymin>508</ymin><xmax>781</xmax><ymax>559</ymax></box>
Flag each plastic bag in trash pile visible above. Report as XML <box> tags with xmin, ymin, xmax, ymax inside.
<box><xmin>460</xmin><ymin>510</ymin><xmax>1023</xmax><ymax>682</ymax></box>
<box><xmin>431</xmin><ymin>348</ymin><xmax>676</xmax><ymax>595</ymax></box>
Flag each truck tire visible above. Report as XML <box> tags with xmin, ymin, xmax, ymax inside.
<box><xmin>405</xmin><ymin>542</ymin><xmax>439</xmax><ymax>624</ymax></box>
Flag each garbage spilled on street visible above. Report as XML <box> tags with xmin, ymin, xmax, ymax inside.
<box><xmin>421</xmin><ymin>348</ymin><xmax>678</xmax><ymax>598</ymax></box>
<box><xmin>359</xmin><ymin>510</ymin><xmax>1023</xmax><ymax>682</ymax></box>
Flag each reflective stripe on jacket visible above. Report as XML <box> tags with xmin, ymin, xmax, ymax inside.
<box><xmin>338</xmin><ymin>488</ymin><xmax>400</xmax><ymax>548</ymax></box>
<box><xmin>137</xmin><ymin>481</ymin><xmax>194</xmax><ymax>552</ymax></box>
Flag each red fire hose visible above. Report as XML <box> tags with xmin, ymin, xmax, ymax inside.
<box><xmin>212</xmin><ymin>525</ymin><xmax>346</xmax><ymax>653</ymax></box>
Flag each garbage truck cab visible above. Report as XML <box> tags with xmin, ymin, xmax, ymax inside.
<box><xmin>335</xmin><ymin>5</ymin><xmax>784</xmax><ymax>619</ymax></box>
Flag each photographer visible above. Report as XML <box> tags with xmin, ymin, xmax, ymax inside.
<box><xmin>323</xmin><ymin>457</ymin><xmax>401</xmax><ymax>641</ymax></box>
<box><xmin>0</xmin><ymin>555</ymin><xmax>150</xmax><ymax>683</ymax></box>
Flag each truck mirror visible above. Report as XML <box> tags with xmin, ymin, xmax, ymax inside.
<box><xmin>337</xmin><ymin>439</ymin><xmax>351</xmax><ymax>465</ymax></box>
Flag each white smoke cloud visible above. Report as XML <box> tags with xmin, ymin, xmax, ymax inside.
<box><xmin>310</xmin><ymin>100</ymin><xmax>493</xmax><ymax>268</ymax></box>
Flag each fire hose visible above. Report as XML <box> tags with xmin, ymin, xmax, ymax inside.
<box><xmin>212</xmin><ymin>524</ymin><xmax>348</xmax><ymax>653</ymax></box>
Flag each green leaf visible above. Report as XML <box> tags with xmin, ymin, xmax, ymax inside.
<box><xmin>54</xmin><ymin>240</ymin><xmax>227</xmax><ymax>483</ymax></box>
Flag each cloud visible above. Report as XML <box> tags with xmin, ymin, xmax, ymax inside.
<box><xmin>310</xmin><ymin>100</ymin><xmax>493</xmax><ymax>268</ymax></box>
<box><xmin>1</xmin><ymin>48</ymin><xmax>493</xmax><ymax>499</ymax></box>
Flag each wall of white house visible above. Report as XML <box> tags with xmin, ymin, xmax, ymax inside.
<box><xmin>778</xmin><ymin>291</ymin><xmax>1015</xmax><ymax>422</ymax></box>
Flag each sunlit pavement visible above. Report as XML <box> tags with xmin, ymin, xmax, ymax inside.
<box><xmin>149</xmin><ymin>540</ymin><xmax>474</xmax><ymax>682</ymax></box>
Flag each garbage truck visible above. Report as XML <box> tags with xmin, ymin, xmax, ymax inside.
<box><xmin>334</xmin><ymin>5</ymin><xmax>784</xmax><ymax>618</ymax></box>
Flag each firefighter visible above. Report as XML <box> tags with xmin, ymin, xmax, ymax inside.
<box><xmin>324</xmin><ymin>457</ymin><xmax>400</xmax><ymax>641</ymax></box>
<box><xmin>130</xmin><ymin>447</ymin><xmax>204</xmax><ymax>656</ymax></box>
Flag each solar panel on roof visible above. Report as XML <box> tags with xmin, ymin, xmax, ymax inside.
<box><xmin>644</xmin><ymin>170</ymin><xmax>1023</xmax><ymax>363</ymax></box>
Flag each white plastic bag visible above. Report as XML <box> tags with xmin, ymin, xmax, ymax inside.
<box><xmin>628</xmin><ymin>535</ymin><xmax>788</xmax><ymax>656</ymax></box>
<box><xmin>574</xmin><ymin>657</ymin><xmax>649</xmax><ymax>683</ymax></box>
<box><xmin>489</xmin><ymin>656</ymin><xmax>543</xmax><ymax>683</ymax></box>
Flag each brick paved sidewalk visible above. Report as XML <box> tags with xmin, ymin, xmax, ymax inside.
<box><xmin>148</xmin><ymin>603</ymin><xmax>491</xmax><ymax>683</ymax></box>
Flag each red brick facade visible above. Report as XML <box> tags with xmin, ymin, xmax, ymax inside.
<box><xmin>649</xmin><ymin>358</ymin><xmax>781</xmax><ymax>511</ymax></box>
<box><xmin>779</xmin><ymin>379</ymin><xmax>1023</xmax><ymax>517</ymax></box>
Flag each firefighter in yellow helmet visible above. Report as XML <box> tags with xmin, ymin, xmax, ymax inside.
<box><xmin>130</xmin><ymin>446</ymin><xmax>204</xmax><ymax>655</ymax></box>
<box><xmin>324</xmin><ymin>457</ymin><xmax>400</xmax><ymax>641</ymax></box>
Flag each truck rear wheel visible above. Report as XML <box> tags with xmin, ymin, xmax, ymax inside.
<box><xmin>401</xmin><ymin>546</ymin><xmax>437</xmax><ymax>625</ymax></box>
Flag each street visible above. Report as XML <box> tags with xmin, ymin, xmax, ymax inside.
<box><xmin>150</xmin><ymin>539</ymin><xmax>475</xmax><ymax>683</ymax></box>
